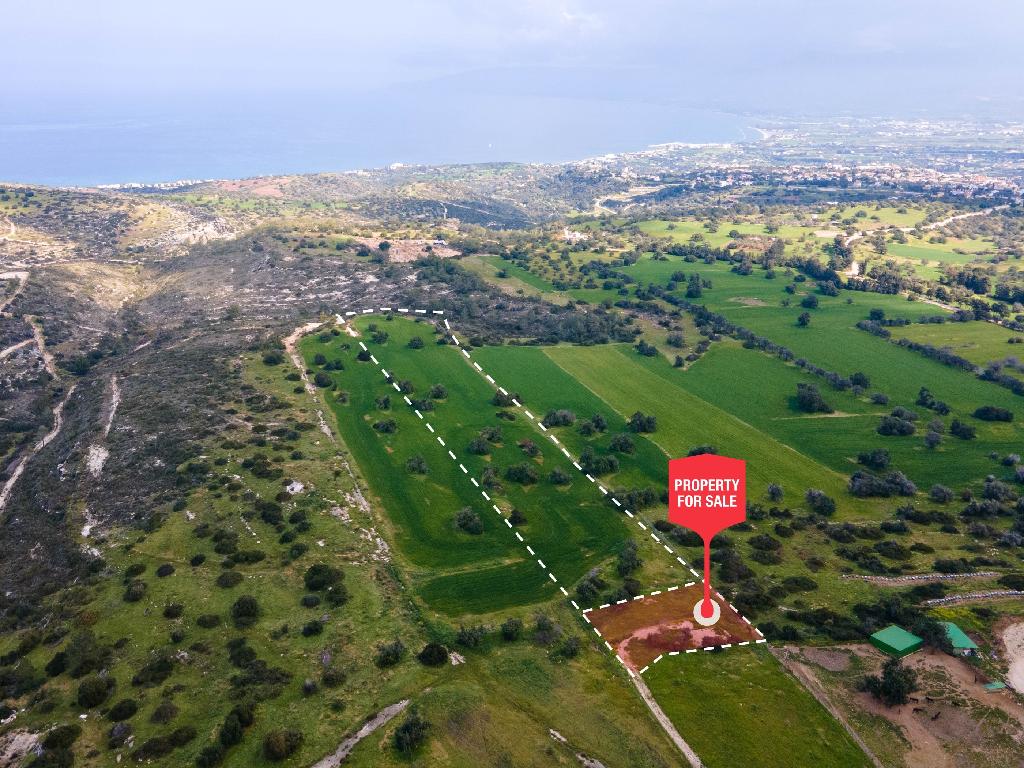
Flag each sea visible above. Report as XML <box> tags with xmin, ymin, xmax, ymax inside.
<box><xmin>0</xmin><ymin>90</ymin><xmax>752</xmax><ymax>188</ymax></box>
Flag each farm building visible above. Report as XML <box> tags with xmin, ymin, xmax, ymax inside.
<box><xmin>940</xmin><ymin>622</ymin><xmax>978</xmax><ymax>656</ymax></box>
<box><xmin>870</xmin><ymin>625</ymin><xmax>923</xmax><ymax>658</ymax></box>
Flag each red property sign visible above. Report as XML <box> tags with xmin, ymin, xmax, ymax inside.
<box><xmin>668</xmin><ymin>454</ymin><xmax>747</xmax><ymax>621</ymax></box>
<box><xmin>668</xmin><ymin>454</ymin><xmax>747</xmax><ymax>541</ymax></box>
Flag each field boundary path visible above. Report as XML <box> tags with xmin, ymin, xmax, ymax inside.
<box><xmin>772</xmin><ymin>647</ymin><xmax>884</xmax><ymax>768</ymax></box>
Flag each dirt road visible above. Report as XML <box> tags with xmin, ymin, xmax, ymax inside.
<box><xmin>1004</xmin><ymin>622</ymin><xmax>1024</xmax><ymax>693</ymax></box>
<box><xmin>631</xmin><ymin>675</ymin><xmax>704</xmax><ymax>768</ymax></box>
<box><xmin>311</xmin><ymin>699</ymin><xmax>409</xmax><ymax>767</ymax></box>
<box><xmin>0</xmin><ymin>384</ymin><xmax>76</xmax><ymax>514</ymax></box>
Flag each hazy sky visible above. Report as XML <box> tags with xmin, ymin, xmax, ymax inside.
<box><xmin>8</xmin><ymin>0</ymin><xmax>1024</xmax><ymax>116</ymax></box>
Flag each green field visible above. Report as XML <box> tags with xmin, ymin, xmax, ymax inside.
<box><xmin>302</xmin><ymin>318</ymin><xmax>658</xmax><ymax>616</ymax></box>
<box><xmin>891</xmin><ymin>320</ymin><xmax>1024</xmax><ymax>368</ymax></box>
<box><xmin>646</xmin><ymin>649</ymin><xmax>872</xmax><ymax>768</ymax></box>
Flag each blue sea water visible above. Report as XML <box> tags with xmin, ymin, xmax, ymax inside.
<box><xmin>0</xmin><ymin>90</ymin><xmax>751</xmax><ymax>187</ymax></box>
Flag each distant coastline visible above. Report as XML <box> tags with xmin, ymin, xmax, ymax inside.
<box><xmin>0</xmin><ymin>94</ymin><xmax>748</xmax><ymax>187</ymax></box>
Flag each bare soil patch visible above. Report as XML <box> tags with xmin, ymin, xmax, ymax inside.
<box><xmin>728</xmin><ymin>296</ymin><xmax>768</xmax><ymax>307</ymax></box>
<box><xmin>584</xmin><ymin>584</ymin><xmax>760</xmax><ymax>670</ymax></box>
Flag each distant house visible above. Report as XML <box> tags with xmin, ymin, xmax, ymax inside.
<box><xmin>940</xmin><ymin>622</ymin><xmax>978</xmax><ymax>656</ymax></box>
<box><xmin>870</xmin><ymin>625</ymin><xmax>923</xmax><ymax>658</ymax></box>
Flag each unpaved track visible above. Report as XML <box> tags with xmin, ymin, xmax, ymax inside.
<box><xmin>843</xmin><ymin>205</ymin><xmax>1007</xmax><ymax>249</ymax></box>
<box><xmin>0</xmin><ymin>338</ymin><xmax>32</xmax><ymax>360</ymax></box>
<box><xmin>284</xmin><ymin>320</ymin><xmax>335</xmax><ymax>440</ymax></box>
<box><xmin>311</xmin><ymin>699</ymin><xmax>409</xmax><ymax>767</ymax></box>
<box><xmin>0</xmin><ymin>270</ymin><xmax>29</xmax><ymax>313</ymax></box>
<box><xmin>0</xmin><ymin>384</ymin><xmax>76</xmax><ymax>513</ymax></box>
<box><xmin>773</xmin><ymin>647</ymin><xmax>883</xmax><ymax>768</ymax></box>
<box><xmin>631</xmin><ymin>675</ymin><xmax>703</xmax><ymax>768</ymax></box>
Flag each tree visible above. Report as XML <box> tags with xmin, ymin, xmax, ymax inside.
<box><xmin>454</xmin><ymin>507</ymin><xmax>484</xmax><ymax>535</ymax></box>
<box><xmin>627</xmin><ymin>411</ymin><xmax>657</xmax><ymax>433</ymax></box>
<box><xmin>795</xmin><ymin>383</ymin><xmax>832</xmax><ymax>414</ymax></box>
<box><xmin>913</xmin><ymin>617</ymin><xmax>954</xmax><ymax>654</ymax></box>
<box><xmin>617</xmin><ymin>540</ymin><xmax>642</xmax><ymax>576</ymax></box>
<box><xmin>860</xmin><ymin>658</ymin><xmax>918</xmax><ymax>707</ymax></box>
<box><xmin>797</xmin><ymin>311</ymin><xmax>811</xmax><ymax>327</ymax></box>
<box><xmin>686</xmin><ymin>273</ymin><xmax>703</xmax><ymax>298</ymax></box>
<box><xmin>610</xmin><ymin>433</ymin><xmax>635</xmax><ymax>454</ymax></box>
<box><xmin>804</xmin><ymin>489</ymin><xmax>836</xmax><ymax>516</ymax></box>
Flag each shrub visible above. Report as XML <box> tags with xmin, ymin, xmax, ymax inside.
<box><xmin>77</xmin><ymin>675</ymin><xmax>114</xmax><ymax>708</ymax></box>
<box><xmin>197</xmin><ymin>614</ymin><xmax>221</xmax><ymax>629</ymax></box>
<box><xmin>974</xmin><ymin>405</ymin><xmax>1013</xmax><ymax>422</ymax></box>
<box><xmin>454</xmin><ymin>507</ymin><xmax>484</xmax><ymax>535</ymax></box>
<box><xmin>107</xmin><ymin>699</ymin><xmax>138</xmax><ymax>722</ymax></box>
<box><xmin>230</xmin><ymin>596</ymin><xmax>261</xmax><ymax>628</ymax></box>
<box><xmin>509</xmin><ymin>508</ymin><xmax>527</xmax><ymax>526</ymax></box>
<box><xmin>123</xmin><ymin>580</ymin><xmax>147</xmax><ymax>603</ymax></box>
<box><xmin>857</xmin><ymin>449</ymin><xmax>890</xmax><ymax>470</ymax></box>
<box><xmin>322</xmin><ymin>665</ymin><xmax>347</xmax><ymax>687</ymax></box>
<box><xmin>264</xmin><ymin>729</ymin><xmax>304</xmax><ymax>761</ymax></box>
<box><xmin>627</xmin><ymin>411</ymin><xmax>657</xmax><ymax>433</ymax></box>
<box><xmin>542</xmin><ymin>409</ymin><xmax>576</xmax><ymax>428</ymax></box>
<box><xmin>131</xmin><ymin>652</ymin><xmax>175</xmax><ymax>687</ymax></box>
<box><xmin>951</xmin><ymin>419</ymin><xmax>976</xmax><ymax>440</ymax></box>
<box><xmin>376</xmin><ymin>640</ymin><xmax>406</xmax><ymax>668</ymax></box>
<box><xmin>417</xmin><ymin>643</ymin><xmax>449</xmax><ymax>667</ymax></box>
<box><xmin>500</xmin><ymin>618</ymin><xmax>523</xmax><ymax>641</ymax></box>
<box><xmin>505</xmin><ymin>463</ymin><xmax>539</xmax><ymax>485</ymax></box>
<box><xmin>406</xmin><ymin>455</ymin><xmax>429</xmax><ymax>474</ymax></box>
<box><xmin>549</xmin><ymin>467</ymin><xmax>571</xmax><ymax>485</ymax></box>
<box><xmin>216</xmin><ymin>571</ymin><xmax>243</xmax><ymax>589</ymax></box>
<box><xmin>42</xmin><ymin>724</ymin><xmax>82</xmax><ymax>750</ymax></box>
<box><xmin>163</xmin><ymin>603</ymin><xmax>184</xmax><ymax>619</ymax></box>
<box><xmin>150</xmin><ymin>699</ymin><xmax>178</xmax><ymax>724</ymax></box>
<box><xmin>304</xmin><ymin>563</ymin><xmax>342</xmax><ymax>591</ymax></box>
<box><xmin>394</xmin><ymin>709</ymin><xmax>430</xmax><ymax>754</ymax></box>
<box><xmin>155</xmin><ymin>563</ymin><xmax>175</xmax><ymax>578</ymax></box>
<box><xmin>301</xmin><ymin>620</ymin><xmax>324</xmax><ymax>637</ymax></box>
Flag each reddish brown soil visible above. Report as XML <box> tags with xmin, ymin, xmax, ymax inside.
<box><xmin>585</xmin><ymin>583</ymin><xmax>761</xmax><ymax>670</ymax></box>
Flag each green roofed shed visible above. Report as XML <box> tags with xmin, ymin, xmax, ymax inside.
<box><xmin>940</xmin><ymin>622</ymin><xmax>978</xmax><ymax>654</ymax></box>
<box><xmin>870</xmin><ymin>625</ymin><xmax>923</xmax><ymax>658</ymax></box>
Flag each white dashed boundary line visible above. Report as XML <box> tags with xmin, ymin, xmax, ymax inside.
<box><xmin>333</xmin><ymin>308</ymin><xmax>766</xmax><ymax>674</ymax></box>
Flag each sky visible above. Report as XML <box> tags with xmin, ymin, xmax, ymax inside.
<box><xmin>7</xmin><ymin>0</ymin><xmax>1024</xmax><ymax>117</ymax></box>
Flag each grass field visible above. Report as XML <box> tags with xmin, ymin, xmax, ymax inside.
<box><xmin>645</xmin><ymin>648</ymin><xmax>873</xmax><ymax>768</ymax></box>
<box><xmin>890</xmin><ymin>320</ymin><xmax>1024</xmax><ymax>368</ymax></box>
<box><xmin>303</xmin><ymin>317</ymin><xmax>701</xmax><ymax>616</ymax></box>
<box><xmin>576</xmin><ymin>257</ymin><xmax>1024</xmax><ymax>488</ymax></box>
